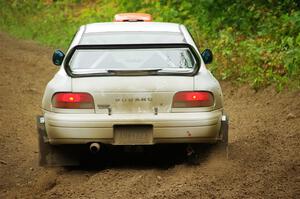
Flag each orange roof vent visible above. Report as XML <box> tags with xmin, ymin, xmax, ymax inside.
<box><xmin>114</xmin><ymin>13</ymin><xmax>152</xmax><ymax>22</ymax></box>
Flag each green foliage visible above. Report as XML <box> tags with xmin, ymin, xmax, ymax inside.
<box><xmin>0</xmin><ymin>0</ymin><xmax>299</xmax><ymax>90</ymax></box>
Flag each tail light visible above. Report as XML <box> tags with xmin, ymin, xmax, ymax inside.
<box><xmin>172</xmin><ymin>91</ymin><xmax>214</xmax><ymax>108</ymax></box>
<box><xmin>52</xmin><ymin>92</ymin><xmax>94</xmax><ymax>109</ymax></box>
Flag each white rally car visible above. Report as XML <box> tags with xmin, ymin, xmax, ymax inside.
<box><xmin>37</xmin><ymin>13</ymin><xmax>228</xmax><ymax>166</ymax></box>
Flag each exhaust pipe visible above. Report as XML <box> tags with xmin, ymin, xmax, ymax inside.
<box><xmin>89</xmin><ymin>143</ymin><xmax>101</xmax><ymax>153</ymax></box>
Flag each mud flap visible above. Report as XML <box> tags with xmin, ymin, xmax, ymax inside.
<box><xmin>36</xmin><ymin>116</ymin><xmax>81</xmax><ymax>166</ymax></box>
<box><xmin>220</xmin><ymin>114</ymin><xmax>229</xmax><ymax>144</ymax></box>
<box><xmin>218</xmin><ymin>114</ymin><xmax>229</xmax><ymax>158</ymax></box>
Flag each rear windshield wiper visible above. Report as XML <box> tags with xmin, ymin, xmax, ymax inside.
<box><xmin>107</xmin><ymin>68</ymin><xmax>162</xmax><ymax>72</ymax></box>
<box><xmin>107</xmin><ymin>68</ymin><xmax>162</xmax><ymax>75</ymax></box>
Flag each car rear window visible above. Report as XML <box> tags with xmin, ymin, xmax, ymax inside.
<box><xmin>68</xmin><ymin>47</ymin><xmax>196</xmax><ymax>75</ymax></box>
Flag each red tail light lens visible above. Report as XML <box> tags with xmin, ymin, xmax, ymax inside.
<box><xmin>172</xmin><ymin>91</ymin><xmax>214</xmax><ymax>108</ymax></box>
<box><xmin>52</xmin><ymin>92</ymin><xmax>94</xmax><ymax>109</ymax></box>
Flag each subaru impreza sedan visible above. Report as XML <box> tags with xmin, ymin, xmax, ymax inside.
<box><xmin>37</xmin><ymin>13</ymin><xmax>228</xmax><ymax>166</ymax></box>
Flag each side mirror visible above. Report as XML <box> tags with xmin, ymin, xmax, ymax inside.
<box><xmin>52</xmin><ymin>50</ymin><xmax>65</xmax><ymax>66</ymax></box>
<box><xmin>201</xmin><ymin>49</ymin><xmax>213</xmax><ymax>64</ymax></box>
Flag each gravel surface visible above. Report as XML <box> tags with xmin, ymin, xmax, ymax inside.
<box><xmin>0</xmin><ymin>32</ymin><xmax>299</xmax><ymax>199</ymax></box>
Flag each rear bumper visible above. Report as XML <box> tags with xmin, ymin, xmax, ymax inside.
<box><xmin>42</xmin><ymin>110</ymin><xmax>224</xmax><ymax>144</ymax></box>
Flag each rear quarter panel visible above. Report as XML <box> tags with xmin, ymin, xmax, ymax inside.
<box><xmin>42</xmin><ymin>69</ymin><xmax>72</xmax><ymax>111</ymax></box>
<box><xmin>193</xmin><ymin>69</ymin><xmax>223</xmax><ymax>110</ymax></box>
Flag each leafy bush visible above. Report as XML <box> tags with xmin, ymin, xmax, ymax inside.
<box><xmin>0</xmin><ymin>0</ymin><xmax>299</xmax><ymax>90</ymax></box>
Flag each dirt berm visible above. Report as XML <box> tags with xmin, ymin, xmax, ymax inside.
<box><xmin>0</xmin><ymin>32</ymin><xmax>299</xmax><ymax>199</ymax></box>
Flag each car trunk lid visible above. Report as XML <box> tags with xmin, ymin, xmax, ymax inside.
<box><xmin>71</xmin><ymin>76</ymin><xmax>193</xmax><ymax>114</ymax></box>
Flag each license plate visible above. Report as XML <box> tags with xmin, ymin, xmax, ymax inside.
<box><xmin>114</xmin><ymin>125</ymin><xmax>153</xmax><ymax>145</ymax></box>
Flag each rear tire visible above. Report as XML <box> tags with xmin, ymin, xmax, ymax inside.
<box><xmin>186</xmin><ymin>144</ymin><xmax>211</xmax><ymax>165</ymax></box>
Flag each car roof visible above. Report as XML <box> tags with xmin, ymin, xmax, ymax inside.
<box><xmin>68</xmin><ymin>22</ymin><xmax>201</xmax><ymax>55</ymax></box>
<box><xmin>77</xmin><ymin>22</ymin><xmax>186</xmax><ymax>45</ymax></box>
<box><xmin>84</xmin><ymin>22</ymin><xmax>181</xmax><ymax>33</ymax></box>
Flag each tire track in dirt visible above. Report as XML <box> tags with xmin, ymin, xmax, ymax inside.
<box><xmin>0</xmin><ymin>32</ymin><xmax>299</xmax><ymax>198</ymax></box>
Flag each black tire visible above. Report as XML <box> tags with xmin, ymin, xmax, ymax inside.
<box><xmin>186</xmin><ymin>144</ymin><xmax>212</xmax><ymax>165</ymax></box>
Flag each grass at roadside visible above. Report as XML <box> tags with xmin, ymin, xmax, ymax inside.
<box><xmin>1</xmin><ymin>0</ymin><xmax>299</xmax><ymax>90</ymax></box>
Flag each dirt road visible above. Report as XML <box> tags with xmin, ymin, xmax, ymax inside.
<box><xmin>0</xmin><ymin>32</ymin><xmax>299</xmax><ymax>199</ymax></box>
